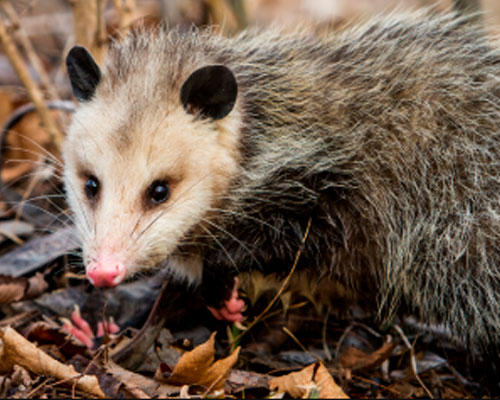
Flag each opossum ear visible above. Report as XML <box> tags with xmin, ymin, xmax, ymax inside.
<box><xmin>66</xmin><ymin>46</ymin><xmax>101</xmax><ymax>102</ymax></box>
<box><xmin>180</xmin><ymin>65</ymin><xmax>237</xmax><ymax>120</ymax></box>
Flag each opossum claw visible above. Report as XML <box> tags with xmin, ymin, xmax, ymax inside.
<box><xmin>61</xmin><ymin>305</ymin><xmax>119</xmax><ymax>349</ymax></box>
<box><xmin>207</xmin><ymin>277</ymin><xmax>245</xmax><ymax>323</ymax></box>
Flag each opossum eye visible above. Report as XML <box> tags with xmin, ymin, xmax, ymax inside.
<box><xmin>84</xmin><ymin>176</ymin><xmax>99</xmax><ymax>200</ymax></box>
<box><xmin>148</xmin><ymin>180</ymin><xmax>170</xmax><ymax>204</ymax></box>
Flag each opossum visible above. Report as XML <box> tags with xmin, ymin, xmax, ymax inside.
<box><xmin>64</xmin><ymin>12</ymin><xmax>500</xmax><ymax>350</ymax></box>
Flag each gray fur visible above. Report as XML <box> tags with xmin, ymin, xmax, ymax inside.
<box><xmin>75</xmin><ymin>12</ymin><xmax>500</xmax><ymax>350</ymax></box>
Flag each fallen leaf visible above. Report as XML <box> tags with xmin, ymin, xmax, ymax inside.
<box><xmin>25</xmin><ymin>272</ymin><xmax>49</xmax><ymax>299</ymax></box>
<box><xmin>0</xmin><ymin>326</ymin><xmax>105</xmax><ymax>398</ymax></box>
<box><xmin>0</xmin><ymin>275</ymin><xmax>26</xmax><ymax>303</ymax></box>
<box><xmin>198</xmin><ymin>346</ymin><xmax>240</xmax><ymax>389</ymax></box>
<box><xmin>339</xmin><ymin>342</ymin><xmax>396</xmax><ymax>371</ymax></box>
<box><xmin>269</xmin><ymin>362</ymin><xmax>348</xmax><ymax>398</ymax></box>
<box><xmin>227</xmin><ymin>369</ymin><xmax>270</xmax><ymax>393</ymax></box>
<box><xmin>105</xmin><ymin>359</ymin><xmax>178</xmax><ymax>398</ymax></box>
<box><xmin>0</xmin><ymin>273</ymin><xmax>48</xmax><ymax>304</ymax></box>
<box><xmin>158</xmin><ymin>332</ymin><xmax>240</xmax><ymax>390</ymax></box>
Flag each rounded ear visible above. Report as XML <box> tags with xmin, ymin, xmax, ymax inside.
<box><xmin>180</xmin><ymin>65</ymin><xmax>237</xmax><ymax>120</ymax></box>
<box><xmin>66</xmin><ymin>46</ymin><xmax>101</xmax><ymax>102</ymax></box>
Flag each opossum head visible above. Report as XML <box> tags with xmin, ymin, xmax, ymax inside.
<box><xmin>63</xmin><ymin>45</ymin><xmax>241</xmax><ymax>287</ymax></box>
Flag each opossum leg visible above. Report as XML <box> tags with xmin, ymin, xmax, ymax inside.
<box><xmin>61</xmin><ymin>305</ymin><xmax>119</xmax><ymax>349</ymax></box>
<box><xmin>207</xmin><ymin>276</ymin><xmax>245</xmax><ymax>322</ymax></box>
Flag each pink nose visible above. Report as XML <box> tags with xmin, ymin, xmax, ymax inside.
<box><xmin>86</xmin><ymin>261</ymin><xmax>126</xmax><ymax>287</ymax></box>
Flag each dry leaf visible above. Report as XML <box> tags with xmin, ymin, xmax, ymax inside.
<box><xmin>0</xmin><ymin>273</ymin><xmax>48</xmax><ymax>304</ymax></box>
<box><xmin>25</xmin><ymin>272</ymin><xmax>49</xmax><ymax>299</ymax></box>
<box><xmin>0</xmin><ymin>275</ymin><xmax>27</xmax><ymax>303</ymax></box>
<box><xmin>269</xmin><ymin>362</ymin><xmax>348</xmax><ymax>398</ymax></box>
<box><xmin>106</xmin><ymin>359</ymin><xmax>177</xmax><ymax>398</ymax></box>
<box><xmin>226</xmin><ymin>369</ymin><xmax>270</xmax><ymax>394</ymax></box>
<box><xmin>198</xmin><ymin>346</ymin><xmax>240</xmax><ymax>389</ymax></box>
<box><xmin>0</xmin><ymin>326</ymin><xmax>105</xmax><ymax>398</ymax></box>
<box><xmin>339</xmin><ymin>342</ymin><xmax>396</xmax><ymax>371</ymax></box>
<box><xmin>160</xmin><ymin>332</ymin><xmax>216</xmax><ymax>385</ymax></box>
<box><xmin>158</xmin><ymin>332</ymin><xmax>240</xmax><ymax>390</ymax></box>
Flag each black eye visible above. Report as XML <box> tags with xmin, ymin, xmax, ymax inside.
<box><xmin>84</xmin><ymin>176</ymin><xmax>99</xmax><ymax>200</ymax></box>
<box><xmin>148</xmin><ymin>180</ymin><xmax>170</xmax><ymax>204</ymax></box>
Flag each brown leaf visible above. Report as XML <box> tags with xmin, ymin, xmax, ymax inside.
<box><xmin>0</xmin><ymin>273</ymin><xmax>48</xmax><ymax>304</ymax></box>
<box><xmin>25</xmin><ymin>272</ymin><xmax>49</xmax><ymax>299</ymax></box>
<box><xmin>0</xmin><ymin>275</ymin><xmax>27</xmax><ymax>303</ymax></box>
<box><xmin>0</xmin><ymin>326</ymin><xmax>105</xmax><ymax>398</ymax></box>
<box><xmin>106</xmin><ymin>359</ymin><xmax>177</xmax><ymax>398</ymax></box>
<box><xmin>227</xmin><ymin>369</ymin><xmax>270</xmax><ymax>392</ymax></box>
<box><xmin>339</xmin><ymin>342</ymin><xmax>396</xmax><ymax>371</ymax></box>
<box><xmin>269</xmin><ymin>362</ymin><xmax>348</xmax><ymax>398</ymax></box>
<box><xmin>198</xmin><ymin>347</ymin><xmax>240</xmax><ymax>390</ymax></box>
<box><xmin>158</xmin><ymin>332</ymin><xmax>240</xmax><ymax>390</ymax></box>
<box><xmin>160</xmin><ymin>332</ymin><xmax>216</xmax><ymax>385</ymax></box>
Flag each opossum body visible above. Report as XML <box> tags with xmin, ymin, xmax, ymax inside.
<box><xmin>64</xmin><ymin>12</ymin><xmax>500</xmax><ymax>349</ymax></box>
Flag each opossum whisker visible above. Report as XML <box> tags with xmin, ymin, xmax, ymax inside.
<box><xmin>131</xmin><ymin>172</ymin><xmax>213</xmax><ymax>246</ymax></box>
<box><xmin>14</xmin><ymin>197</ymin><xmax>71</xmax><ymax>223</ymax></box>
<box><xmin>199</xmin><ymin>224</ymin><xmax>239</xmax><ymax>272</ymax></box>
<box><xmin>4</xmin><ymin>194</ymin><xmax>70</xmax><ymax>220</ymax></box>
<box><xmin>0</xmin><ymin>170</ymin><xmax>61</xmax><ymax>195</ymax></box>
<box><xmin>132</xmin><ymin>208</ymin><xmax>166</xmax><ymax>247</ymax></box>
<box><xmin>199</xmin><ymin>216</ymin><xmax>263</xmax><ymax>269</ymax></box>
<box><xmin>3</xmin><ymin>156</ymin><xmax>64</xmax><ymax>177</ymax></box>
<box><xmin>5</xmin><ymin>137</ymin><xmax>93</xmax><ymax>239</ymax></box>
<box><xmin>129</xmin><ymin>210</ymin><xmax>146</xmax><ymax>238</ymax></box>
<box><xmin>207</xmin><ymin>207</ymin><xmax>285</xmax><ymax>235</ymax></box>
<box><xmin>60</xmin><ymin>168</ymin><xmax>94</xmax><ymax>241</ymax></box>
<box><xmin>2</xmin><ymin>150</ymin><xmax>62</xmax><ymax>172</ymax></box>
<box><xmin>1</xmin><ymin>204</ymin><xmax>75</xmax><ymax>238</ymax></box>
<box><xmin>2</xmin><ymin>130</ymin><xmax>64</xmax><ymax>168</ymax></box>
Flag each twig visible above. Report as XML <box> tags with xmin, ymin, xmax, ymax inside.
<box><xmin>334</xmin><ymin>324</ymin><xmax>354</xmax><ymax>361</ymax></box>
<box><xmin>71</xmin><ymin>0</ymin><xmax>108</xmax><ymax>64</ymax></box>
<box><xmin>205</xmin><ymin>0</ymin><xmax>240</xmax><ymax>35</ymax></box>
<box><xmin>394</xmin><ymin>324</ymin><xmax>433</xmax><ymax>398</ymax></box>
<box><xmin>0</xmin><ymin>0</ymin><xmax>59</xmax><ymax>102</ymax></box>
<box><xmin>112</xmin><ymin>0</ymin><xmax>136</xmax><ymax>33</ymax></box>
<box><xmin>0</xmin><ymin>15</ymin><xmax>63</xmax><ymax>148</ymax></box>
<box><xmin>231</xmin><ymin>217</ymin><xmax>312</xmax><ymax>345</ymax></box>
<box><xmin>282</xmin><ymin>326</ymin><xmax>321</xmax><ymax>364</ymax></box>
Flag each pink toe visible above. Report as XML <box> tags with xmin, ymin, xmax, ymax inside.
<box><xmin>225</xmin><ymin>298</ymin><xmax>245</xmax><ymax>314</ymax></box>
<box><xmin>219</xmin><ymin>307</ymin><xmax>243</xmax><ymax>323</ymax></box>
<box><xmin>71</xmin><ymin>307</ymin><xmax>94</xmax><ymax>339</ymax></box>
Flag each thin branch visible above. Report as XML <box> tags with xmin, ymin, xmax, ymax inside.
<box><xmin>0</xmin><ymin>0</ymin><xmax>59</xmax><ymax>102</ymax></box>
<box><xmin>70</xmin><ymin>0</ymin><xmax>108</xmax><ymax>64</ymax></box>
<box><xmin>112</xmin><ymin>0</ymin><xmax>136</xmax><ymax>33</ymax></box>
<box><xmin>0</xmin><ymin>15</ymin><xmax>63</xmax><ymax>148</ymax></box>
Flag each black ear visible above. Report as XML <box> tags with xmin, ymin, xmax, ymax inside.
<box><xmin>180</xmin><ymin>65</ymin><xmax>237</xmax><ymax>120</ymax></box>
<box><xmin>66</xmin><ymin>46</ymin><xmax>101</xmax><ymax>102</ymax></box>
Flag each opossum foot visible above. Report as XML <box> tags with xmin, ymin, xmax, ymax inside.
<box><xmin>207</xmin><ymin>277</ymin><xmax>245</xmax><ymax>323</ymax></box>
<box><xmin>61</xmin><ymin>304</ymin><xmax>120</xmax><ymax>349</ymax></box>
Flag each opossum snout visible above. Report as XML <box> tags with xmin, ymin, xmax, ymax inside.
<box><xmin>86</xmin><ymin>258</ymin><xmax>126</xmax><ymax>288</ymax></box>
